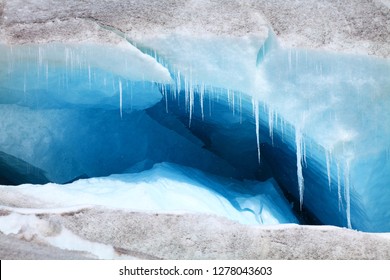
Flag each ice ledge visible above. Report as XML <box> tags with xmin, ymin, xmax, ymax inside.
<box><xmin>1</xmin><ymin>0</ymin><xmax>389</xmax><ymax>58</ymax></box>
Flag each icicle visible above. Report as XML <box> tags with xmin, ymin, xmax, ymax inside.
<box><xmin>175</xmin><ymin>70</ymin><xmax>181</xmax><ymax>101</ymax></box>
<box><xmin>200</xmin><ymin>83</ymin><xmax>205</xmax><ymax>121</ymax></box>
<box><xmin>88</xmin><ymin>64</ymin><xmax>91</xmax><ymax>89</ymax></box>
<box><xmin>208</xmin><ymin>87</ymin><xmax>212</xmax><ymax>117</ymax></box>
<box><xmin>239</xmin><ymin>92</ymin><xmax>243</xmax><ymax>124</ymax></box>
<box><xmin>281</xmin><ymin>118</ymin><xmax>285</xmax><ymax>142</ymax></box>
<box><xmin>274</xmin><ymin>111</ymin><xmax>278</xmax><ymax>130</ymax></box>
<box><xmin>69</xmin><ymin>49</ymin><xmax>74</xmax><ymax>74</ymax></box>
<box><xmin>302</xmin><ymin>137</ymin><xmax>307</xmax><ymax>168</ymax></box>
<box><xmin>38</xmin><ymin>46</ymin><xmax>43</xmax><ymax>68</ymax></box>
<box><xmin>184</xmin><ymin>76</ymin><xmax>189</xmax><ymax>112</ymax></box>
<box><xmin>344</xmin><ymin>160</ymin><xmax>352</xmax><ymax>229</ymax></box>
<box><xmin>112</xmin><ymin>79</ymin><xmax>116</xmax><ymax>93</ymax></box>
<box><xmin>252</xmin><ymin>98</ymin><xmax>261</xmax><ymax>164</ymax></box>
<box><xmin>227</xmin><ymin>89</ymin><xmax>231</xmax><ymax>109</ymax></box>
<box><xmin>337</xmin><ymin>162</ymin><xmax>342</xmax><ymax>211</ymax></box>
<box><xmin>37</xmin><ymin>47</ymin><xmax>42</xmax><ymax>81</ymax></box>
<box><xmin>326</xmin><ymin>150</ymin><xmax>332</xmax><ymax>190</ymax></box>
<box><xmin>119</xmin><ymin>80</ymin><xmax>123</xmax><ymax>119</ymax></box>
<box><xmin>130</xmin><ymin>82</ymin><xmax>133</xmax><ymax>111</ymax></box>
<box><xmin>268</xmin><ymin>107</ymin><xmax>274</xmax><ymax>145</ymax></box>
<box><xmin>23</xmin><ymin>72</ymin><xmax>26</xmax><ymax>94</ymax></box>
<box><xmin>232</xmin><ymin>91</ymin><xmax>235</xmax><ymax>116</ymax></box>
<box><xmin>188</xmin><ymin>74</ymin><xmax>194</xmax><ymax>127</ymax></box>
<box><xmin>163</xmin><ymin>84</ymin><xmax>168</xmax><ymax>113</ymax></box>
<box><xmin>295</xmin><ymin>129</ymin><xmax>305</xmax><ymax>211</ymax></box>
<box><xmin>45</xmin><ymin>62</ymin><xmax>49</xmax><ymax>88</ymax></box>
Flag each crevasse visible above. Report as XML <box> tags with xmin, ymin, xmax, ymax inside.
<box><xmin>1</xmin><ymin>27</ymin><xmax>390</xmax><ymax>232</ymax></box>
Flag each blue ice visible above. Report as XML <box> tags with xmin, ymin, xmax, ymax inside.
<box><xmin>1</xmin><ymin>31</ymin><xmax>390</xmax><ymax>232</ymax></box>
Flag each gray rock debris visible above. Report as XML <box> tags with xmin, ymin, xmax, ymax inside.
<box><xmin>28</xmin><ymin>208</ymin><xmax>390</xmax><ymax>260</ymax></box>
<box><xmin>0</xmin><ymin>0</ymin><xmax>389</xmax><ymax>57</ymax></box>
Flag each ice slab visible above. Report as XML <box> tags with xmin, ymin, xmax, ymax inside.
<box><xmin>0</xmin><ymin>43</ymin><xmax>172</xmax><ymax>111</ymax></box>
<box><xmin>135</xmin><ymin>32</ymin><xmax>269</xmax><ymax>95</ymax></box>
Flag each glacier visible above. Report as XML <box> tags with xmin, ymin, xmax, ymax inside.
<box><xmin>0</xmin><ymin>163</ymin><xmax>297</xmax><ymax>226</ymax></box>
<box><xmin>0</xmin><ymin>25</ymin><xmax>390</xmax><ymax>232</ymax></box>
<box><xmin>131</xmin><ymin>29</ymin><xmax>390</xmax><ymax>232</ymax></box>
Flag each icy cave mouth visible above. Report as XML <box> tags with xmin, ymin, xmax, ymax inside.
<box><xmin>1</xmin><ymin>38</ymin><xmax>390</xmax><ymax>232</ymax></box>
<box><xmin>0</xmin><ymin>42</ymin><xmax>306</xmax><ymax>227</ymax></box>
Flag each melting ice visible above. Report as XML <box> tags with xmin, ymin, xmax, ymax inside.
<box><xmin>0</xmin><ymin>29</ymin><xmax>390</xmax><ymax>232</ymax></box>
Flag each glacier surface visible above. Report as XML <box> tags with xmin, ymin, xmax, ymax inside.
<box><xmin>0</xmin><ymin>26</ymin><xmax>390</xmax><ymax>232</ymax></box>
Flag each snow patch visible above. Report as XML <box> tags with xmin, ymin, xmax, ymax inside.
<box><xmin>0</xmin><ymin>212</ymin><xmax>116</xmax><ymax>259</ymax></box>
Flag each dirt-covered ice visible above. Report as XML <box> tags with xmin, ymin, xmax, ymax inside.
<box><xmin>1</xmin><ymin>206</ymin><xmax>389</xmax><ymax>260</ymax></box>
<box><xmin>0</xmin><ymin>0</ymin><xmax>389</xmax><ymax>57</ymax></box>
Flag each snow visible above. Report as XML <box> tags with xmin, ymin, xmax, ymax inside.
<box><xmin>0</xmin><ymin>212</ymin><xmax>117</xmax><ymax>259</ymax></box>
<box><xmin>0</xmin><ymin>163</ymin><xmax>297</xmax><ymax>226</ymax></box>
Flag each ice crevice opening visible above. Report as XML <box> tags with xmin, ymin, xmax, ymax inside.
<box><xmin>1</xmin><ymin>27</ymin><xmax>390</xmax><ymax>232</ymax></box>
<box><xmin>128</xmin><ymin>28</ymin><xmax>390</xmax><ymax>232</ymax></box>
<box><xmin>0</xmin><ymin>39</ymin><xmax>298</xmax><ymax>228</ymax></box>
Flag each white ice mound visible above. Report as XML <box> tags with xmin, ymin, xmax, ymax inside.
<box><xmin>1</xmin><ymin>163</ymin><xmax>298</xmax><ymax>226</ymax></box>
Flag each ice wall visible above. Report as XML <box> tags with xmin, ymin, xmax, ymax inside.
<box><xmin>0</xmin><ymin>41</ymin><xmax>299</xmax><ymax>227</ymax></box>
<box><xmin>255</xmin><ymin>47</ymin><xmax>390</xmax><ymax>232</ymax></box>
<box><xmin>135</xmin><ymin>29</ymin><xmax>390</xmax><ymax>232</ymax></box>
<box><xmin>0</xmin><ymin>43</ymin><xmax>240</xmax><ymax>183</ymax></box>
